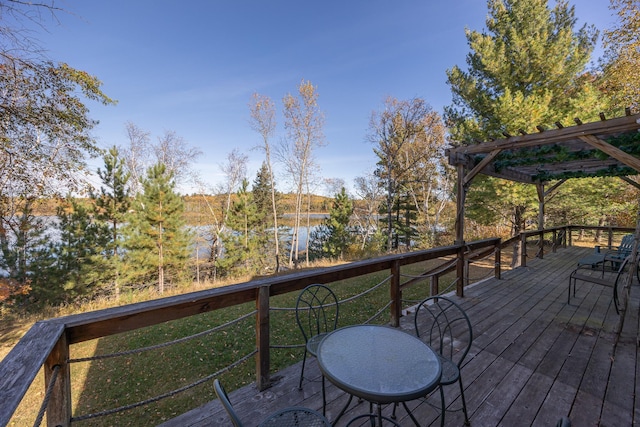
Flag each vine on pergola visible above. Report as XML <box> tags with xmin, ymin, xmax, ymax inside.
<box><xmin>471</xmin><ymin>131</ymin><xmax>640</xmax><ymax>182</ymax></box>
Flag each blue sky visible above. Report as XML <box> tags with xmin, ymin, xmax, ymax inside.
<box><xmin>37</xmin><ymin>0</ymin><xmax>615</xmax><ymax>195</ymax></box>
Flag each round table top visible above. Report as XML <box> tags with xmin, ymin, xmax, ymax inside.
<box><xmin>316</xmin><ymin>324</ymin><xmax>441</xmax><ymax>404</ymax></box>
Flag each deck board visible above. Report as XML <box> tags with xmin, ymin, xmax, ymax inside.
<box><xmin>160</xmin><ymin>246</ymin><xmax>639</xmax><ymax>426</ymax></box>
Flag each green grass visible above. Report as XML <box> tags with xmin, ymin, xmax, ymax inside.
<box><xmin>5</xmin><ymin>256</ymin><xmax>497</xmax><ymax>426</ymax></box>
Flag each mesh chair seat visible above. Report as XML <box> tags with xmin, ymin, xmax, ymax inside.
<box><xmin>306</xmin><ymin>333</ymin><xmax>327</xmax><ymax>356</ymax></box>
<box><xmin>258</xmin><ymin>407</ymin><xmax>331</xmax><ymax>427</ymax></box>
<box><xmin>437</xmin><ymin>355</ymin><xmax>460</xmax><ymax>386</ymax></box>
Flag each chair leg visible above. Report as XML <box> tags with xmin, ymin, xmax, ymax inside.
<box><xmin>458</xmin><ymin>377</ymin><xmax>470</xmax><ymax>426</ymax></box>
<box><xmin>298</xmin><ymin>348</ymin><xmax>308</xmax><ymax>390</ymax></box>
<box><xmin>439</xmin><ymin>386</ymin><xmax>446</xmax><ymax>427</ymax></box>
<box><xmin>322</xmin><ymin>375</ymin><xmax>326</xmax><ymax>416</ymax></box>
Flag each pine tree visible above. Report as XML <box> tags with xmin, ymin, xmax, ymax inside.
<box><xmin>0</xmin><ymin>198</ymin><xmax>56</xmax><ymax>305</ymax></box>
<box><xmin>445</xmin><ymin>0</ymin><xmax>613</xmax><ymax>238</ymax></box>
<box><xmin>52</xmin><ymin>197</ymin><xmax>109</xmax><ymax>299</ymax></box>
<box><xmin>123</xmin><ymin>163</ymin><xmax>192</xmax><ymax>293</ymax></box>
<box><xmin>446</xmin><ymin>0</ymin><xmax>609</xmax><ymax>142</ymax></box>
<box><xmin>252</xmin><ymin>163</ymin><xmax>282</xmax><ymax>272</ymax></box>
<box><xmin>322</xmin><ymin>187</ymin><xmax>354</xmax><ymax>259</ymax></box>
<box><xmin>90</xmin><ymin>146</ymin><xmax>130</xmax><ymax>298</ymax></box>
<box><xmin>601</xmin><ymin>0</ymin><xmax>640</xmax><ymax>111</ymax></box>
<box><xmin>217</xmin><ymin>179</ymin><xmax>264</xmax><ymax>277</ymax></box>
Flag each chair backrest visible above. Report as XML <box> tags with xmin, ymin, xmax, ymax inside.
<box><xmin>213</xmin><ymin>379</ymin><xmax>244</xmax><ymax>427</ymax></box>
<box><xmin>295</xmin><ymin>284</ymin><xmax>339</xmax><ymax>343</ymax></box>
<box><xmin>414</xmin><ymin>296</ymin><xmax>473</xmax><ymax>367</ymax></box>
<box><xmin>613</xmin><ymin>256</ymin><xmax>631</xmax><ymax>289</ymax></box>
<box><xmin>618</xmin><ymin>234</ymin><xmax>634</xmax><ymax>257</ymax></box>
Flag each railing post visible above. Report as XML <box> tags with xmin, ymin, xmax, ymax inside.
<box><xmin>520</xmin><ymin>234</ymin><xmax>527</xmax><ymax>267</ymax></box>
<box><xmin>45</xmin><ymin>332</ymin><xmax>71</xmax><ymax>427</ymax></box>
<box><xmin>390</xmin><ymin>260</ymin><xmax>401</xmax><ymax>327</ymax></box>
<box><xmin>464</xmin><ymin>259</ymin><xmax>470</xmax><ymax>288</ymax></box>
<box><xmin>568</xmin><ymin>226</ymin><xmax>573</xmax><ymax>247</ymax></box>
<box><xmin>256</xmin><ymin>286</ymin><xmax>270</xmax><ymax>390</ymax></box>
<box><xmin>430</xmin><ymin>275</ymin><xmax>439</xmax><ymax>297</ymax></box>
<box><xmin>608</xmin><ymin>227</ymin><xmax>614</xmax><ymax>248</ymax></box>
<box><xmin>495</xmin><ymin>243</ymin><xmax>501</xmax><ymax>280</ymax></box>
<box><xmin>456</xmin><ymin>245</ymin><xmax>465</xmax><ymax>297</ymax></box>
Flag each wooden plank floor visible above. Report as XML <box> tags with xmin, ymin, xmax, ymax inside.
<box><xmin>161</xmin><ymin>246</ymin><xmax>638</xmax><ymax>426</ymax></box>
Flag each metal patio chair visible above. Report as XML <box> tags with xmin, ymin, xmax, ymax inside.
<box><xmin>295</xmin><ymin>284</ymin><xmax>339</xmax><ymax>389</ymax></box>
<box><xmin>414</xmin><ymin>296</ymin><xmax>473</xmax><ymax>426</ymax></box>
<box><xmin>213</xmin><ymin>379</ymin><xmax>330</xmax><ymax>427</ymax></box>
<box><xmin>569</xmin><ymin>255</ymin><xmax>632</xmax><ymax>314</ymax></box>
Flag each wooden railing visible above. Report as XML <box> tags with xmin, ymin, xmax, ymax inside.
<box><xmin>0</xmin><ymin>225</ymin><xmax>633</xmax><ymax>426</ymax></box>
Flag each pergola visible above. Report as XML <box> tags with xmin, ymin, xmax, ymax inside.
<box><xmin>445</xmin><ymin>110</ymin><xmax>640</xmax><ymax>300</ymax></box>
<box><xmin>446</xmin><ymin>110</ymin><xmax>640</xmax><ymax>245</ymax></box>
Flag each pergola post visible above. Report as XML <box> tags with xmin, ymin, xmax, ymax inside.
<box><xmin>455</xmin><ymin>164</ymin><xmax>466</xmax><ymax>296</ymax></box>
<box><xmin>536</xmin><ymin>184</ymin><xmax>544</xmax><ymax>231</ymax></box>
<box><xmin>536</xmin><ymin>184</ymin><xmax>545</xmax><ymax>259</ymax></box>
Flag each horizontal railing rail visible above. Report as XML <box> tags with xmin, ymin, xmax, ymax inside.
<box><xmin>0</xmin><ymin>225</ymin><xmax>633</xmax><ymax>426</ymax></box>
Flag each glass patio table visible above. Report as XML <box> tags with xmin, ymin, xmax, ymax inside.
<box><xmin>316</xmin><ymin>324</ymin><xmax>441</xmax><ymax>426</ymax></box>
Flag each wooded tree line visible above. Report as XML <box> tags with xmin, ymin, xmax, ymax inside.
<box><xmin>1</xmin><ymin>0</ymin><xmax>639</xmax><ymax>308</ymax></box>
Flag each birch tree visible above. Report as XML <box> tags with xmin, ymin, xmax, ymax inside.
<box><xmin>120</xmin><ymin>121</ymin><xmax>151</xmax><ymax>196</ymax></box>
<box><xmin>120</xmin><ymin>124</ymin><xmax>201</xmax><ymax>195</ymax></box>
<box><xmin>280</xmin><ymin>80</ymin><xmax>325</xmax><ymax>268</ymax></box>
<box><xmin>198</xmin><ymin>149</ymin><xmax>248</xmax><ymax>281</ymax></box>
<box><xmin>153</xmin><ymin>130</ymin><xmax>202</xmax><ymax>190</ymax></box>
<box><xmin>249</xmin><ymin>93</ymin><xmax>281</xmax><ymax>271</ymax></box>
<box><xmin>353</xmin><ymin>172</ymin><xmax>385</xmax><ymax>252</ymax></box>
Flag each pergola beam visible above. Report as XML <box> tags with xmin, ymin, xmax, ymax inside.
<box><xmin>463</xmin><ymin>149</ymin><xmax>502</xmax><ymax>186</ymax></box>
<box><xmin>450</xmin><ymin>113</ymin><xmax>640</xmax><ymax>156</ymax></box>
<box><xmin>578</xmin><ymin>134</ymin><xmax>640</xmax><ymax>174</ymax></box>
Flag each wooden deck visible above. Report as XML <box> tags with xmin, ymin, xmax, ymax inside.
<box><xmin>161</xmin><ymin>246</ymin><xmax>639</xmax><ymax>426</ymax></box>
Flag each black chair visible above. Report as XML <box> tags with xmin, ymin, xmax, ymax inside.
<box><xmin>569</xmin><ymin>255</ymin><xmax>632</xmax><ymax>314</ymax></box>
<box><xmin>414</xmin><ymin>296</ymin><xmax>473</xmax><ymax>426</ymax></box>
<box><xmin>213</xmin><ymin>379</ymin><xmax>330</xmax><ymax>427</ymax></box>
<box><xmin>295</xmin><ymin>284</ymin><xmax>339</xmax><ymax>390</ymax></box>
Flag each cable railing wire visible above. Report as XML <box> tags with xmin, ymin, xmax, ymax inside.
<box><xmin>363</xmin><ymin>300</ymin><xmax>393</xmax><ymax>324</ymax></box>
<box><xmin>466</xmin><ymin>250</ymin><xmax>499</xmax><ymax>283</ymax></box>
<box><xmin>70</xmin><ymin>349</ymin><xmax>257</xmax><ymax>423</ymax></box>
<box><xmin>270</xmin><ymin>275</ymin><xmax>393</xmax><ymax>348</ymax></box>
<box><xmin>33</xmin><ymin>364</ymin><xmax>60</xmax><ymax>427</ymax></box>
<box><xmin>269</xmin><ymin>274</ymin><xmax>393</xmax><ymax>313</ymax></box>
<box><xmin>66</xmin><ymin>310</ymin><xmax>258</xmax><ymax>421</ymax></box>
<box><xmin>68</xmin><ymin>310</ymin><xmax>257</xmax><ymax>363</ymax></box>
